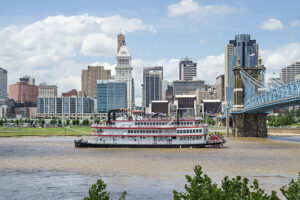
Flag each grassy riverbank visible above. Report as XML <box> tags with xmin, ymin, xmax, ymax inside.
<box><xmin>0</xmin><ymin>126</ymin><xmax>91</xmax><ymax>137</ymax></box>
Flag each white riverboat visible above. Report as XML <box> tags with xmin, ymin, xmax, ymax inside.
<box><xmin>74</xmin><ymin>118</ymin><xmax>226</xmax><ymax>148</ymax></box>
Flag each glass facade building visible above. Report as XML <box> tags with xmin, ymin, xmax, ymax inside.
<box><xmin>0</xmin><ymin>67</ymin><xmax>8</xmax><ymax>102</ymax></box>
<box><xmin>97</xmin><ymin>80</ymin><xmax>127</xmax><ymax>113</ymax></box>
<box><xmin>225</xmin><ymin>34</ymin><xmax>259</xmax><ymax>105</ymax></box>
<box><xmin>142</xmin><ymin>66</ymin><xmax>163</xmax><ymax>109</ymax></box>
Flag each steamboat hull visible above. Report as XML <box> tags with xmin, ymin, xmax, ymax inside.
<box><xmin>74</xmin><ymin>140</ymin><xmax>224</xmax><ymax>148</ymax></box>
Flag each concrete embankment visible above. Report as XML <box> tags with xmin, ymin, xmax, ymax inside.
<box><xmin>268</xmin><ymin>127</ymin><xmax>300</xmax><ymax>136</ymax></box>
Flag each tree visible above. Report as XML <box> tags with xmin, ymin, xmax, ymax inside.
<box><xmin>94</xmin><ymin>118</ymin><xmax>100</xmax><ymax>124</ymax></box>
<box><xmin>280</xmin><ymin>172</ymin><xmax>300</xmax><ymax>200</ymax></box>
<box><xmin>82</xmin><ymin>119</ymin><xmax>89</xmax><ymax>126</ymax></box>
<box><xmin>83</xmin><ymin>179</ymin><xmax>127</xmax><ymax>200</ymax></box>
<box><xmin>66</xmin><ymin>119</ymin><xmax>70</xmax><ymax>126</ymax></box>
<box><xmin>0</xmin><ymin>119</ymin><xmax>3</xmax><ymax>126</ymax></box>
<box><xmin>58</xmin><ymin>119</ymin><xmax>62</xmax><ymax>127</ymax></box>
<box><xmin>173</xmin><ymin>165</ymin><xmax>280</xmax><ymax>200</ymax></box>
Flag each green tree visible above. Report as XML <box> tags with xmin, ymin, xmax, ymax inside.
<box><xmin>0</xmin><ymin>119</ymin><xmax>3</xmax><ymax>126</ymax></box>
<box><xmin>82</xmin><ymin>119</ymin><xmax>89</xmax><ymax>126</ymax></box>
<box><xmin>280</xmin><ymin>172</ymin><xmax>300</xmax><ymax>200</ymax></box>
<box><xmin>94</xmin><ymin>118</ymin><xmax>100</xmax><ymax>124</ymax></box>
<box><xmin>58</xmin><ymin>119</ymin><xmax>62</xmax><ymax>127</ymax></box>
<box><xmin>66</xmin><ymin>119</ymin><xmax>70</xmax><ymax>126</ymax></box>
<box><xmin>83</xmin><ymin>179</ymin><xmax>126</xmax><ymax>200</ymax></box>
<box><xmin>173</xmin><ymin>165</ymin><xmax>280</xmax><ymax>200</ymax></box>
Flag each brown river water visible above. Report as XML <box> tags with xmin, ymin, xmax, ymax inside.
<box><xmin>0</xmin><ymin>136</ymin><xmax>299</xmax><ymax>199</ymax></box>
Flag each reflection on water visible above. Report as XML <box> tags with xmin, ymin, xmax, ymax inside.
<box><xmin>0</xmin><ymin>136</ymin><xmax>299</xmax><ymax>200</ymax></box>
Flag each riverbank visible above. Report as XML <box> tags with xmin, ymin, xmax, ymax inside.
<box><xmin>0</xmin><ymin>126</ymin><xmax>91</xmax><ymax>137</ymax></box>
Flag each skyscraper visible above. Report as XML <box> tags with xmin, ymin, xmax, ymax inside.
<box><xmin>142</xmin><ymin>66</ymin><xmax>163</xmax><ymax>109</ymax></box>
<box><xmin>216</xmin><ymin>74</ymin><xmax>225</xmax><ymax>101</ymax></box>
<box><xmin>0</xmin><ymin>67</ymin><xmax>7</xmax><ymax>100</ymax></box>
<box><xmin>224</xmin><ymin>34</ymin><xmax>259</xmax><ymax>104</ymax></box>
<box><xmin>115</xmin><ymin>34</ymin><xmax>134</xmax><ymax>112</ymax></box>
<box><xmin>179</xmin><ymin>57</ymin><xmax>197</xmax><ymax>81</ymax></box>
<box><xmin>81</xmin><ymin>66</ymin><xmax>111</xmax><ymax>98</ymax></box>
<box><xmin>280</xmin><ymin>62</ymin><xmax>300</xmax><ymax>83</ymax></box>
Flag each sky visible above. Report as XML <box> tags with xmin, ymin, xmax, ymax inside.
<box><xmin>0</xmin><ymin>0</ymin><xmax>300</xmax><ymax>106</ymax></box>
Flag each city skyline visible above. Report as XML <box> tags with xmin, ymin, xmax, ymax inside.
<box><xmin>0</xmin><ymin>0</ymin><xmax>300</xmax><ymax>106</ymax></box>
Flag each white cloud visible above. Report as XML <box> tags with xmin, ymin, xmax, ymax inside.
<box><xmin>199</xmin><ymin>39</ymin><xmax>209</xmax><ymax>45</ymax></box>
<box><xmin>0</xmin><ymin>14</ymin><xmax>155</xmax><ymax>94</ymax></box>
<box><xmin>197</xmin><ymin>54</ymin><xmax>224</xmax><ymax>84</ymax></box>
<box><xmin>167</xmin><ymin>0</ymin><xmax>236</xmax><ymax>18</ymax></box>
<box><xmin>260</xmin><ymin>18</ymin><xmax>284</xmax><ymax>30</ymax></box>
<box><xmin>261</xmin><ymin>43</ymin><xmax>300</xmax><ymax>75</ymax></box>
<box><xmin>290</xmin><ymin>20</ymin><xmax>300</xmax><ymax>27</ymax></box>
<box><xmin>80</xmin><ymin>33</ymin><xmax>116</xmax><ymax>57</ymax></box>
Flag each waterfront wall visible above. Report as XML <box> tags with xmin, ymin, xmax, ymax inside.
<box><xmin>268</xmin><ymin>127</ymin><xmax>300</xmax><ymax>134</ymax></box>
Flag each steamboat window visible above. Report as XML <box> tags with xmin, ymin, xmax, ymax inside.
<box><xmin>146</xmin><ymin>130</ymin><xmax>150</xmax><ymax>133</ymax></box>
<box><xmin>193</xmin><ymin>129</ymin><xmax>196</xmax><ymax>133</ymax></box>
<box><xmin>140</xmin><ymin>137</ymin><xmax>145</xmax><ymax>139</ymax></box>
<box><xmin>172</xmin><ymin>136</ymin><xmax>176</xmax><ymax>139</ymax></box>
<box><xmin>199</xmin><ymin>129</ymin><xmax>202</xmax><ymax>133</ymax></box>
<box><xmin>134</xmin><ymin>130</ymin><xmax>137</xmax><ymax>133</ymax></box>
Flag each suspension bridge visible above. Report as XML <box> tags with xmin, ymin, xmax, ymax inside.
<box><xmin>226</xmin><ymin>57</ymin><xmax>300</xmax><ymax>137</ymax></box>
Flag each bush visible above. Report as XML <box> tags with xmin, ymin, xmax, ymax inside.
<box><xmin>173</xmin><ymin>165</ymin><xmax>299</xmax><ymax>200</ymax></box>
<box><xmin>83</xmin><ymin>179</ymin><xmax>126</xmax><ymax>200</ymax></box>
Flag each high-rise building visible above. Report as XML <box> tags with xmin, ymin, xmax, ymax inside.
<box><xmin>37</xmin><ymin>97</ymin><xmax>94</xmax><ymax>118</ymax></box>
<box><xmin>8</xmin><ymin>82</ymin><xmax>38</xmax><ymax>103</ymax></box>
<box><xmin>81</xmin><ymin>66</ymin><xmax>111</xmax><ymax>98</ymax></box>
<box><xmin>280</xmin><ymin>62</ymin><xmax>300</xmax><ymax>83</ymax></box>
<box><xmin>0</xmin><ymin>67</ymin><xmax>8</xmax><ymax>101</ymax></box>
<box><xmin>224</xmin><ymin>34</ymin><xmax>259</xmax><ymax>104</ymax></box>
<box><xmin>173</xmin><ymin>80</ymin><xmax>205</xmax><ymax>96</ymax></box>
<box><xmin>115</xmin><ymin>35</ymin><xmax>134</xmax><ymax>112</ymax></box>
<box><xmin>97</xmin><ymin>80</ymin><xmax>127</xmax><ymax>113</ymax></box>
<box><xmin>19</xmin><ymin>75</ymin><xmax>35</xmax><ymax>85</ymax></box>
<box><xmin>142</xmin><ymin>66</ymin><xmax>163</xmax><ymax>109</ymax></box>
<box><xmin>216</xmin><ymin>74</ymin><xmax>225</xmax><ymax>101</ymax></box>
<box><xmin>179</xmin><ymin>57</ymin><xmax>197</xmax><ymax>81</ymax></box>
<box><xmin>38</xmin><ymin>83</ymin><xmax>57</xmax><ymax>98</ymax></box>
<box><xmin>165</xmin><ymin>83</ymin><xmax>174</xmax><ymax>103</ymax></box>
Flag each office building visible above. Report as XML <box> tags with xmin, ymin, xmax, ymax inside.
<box><xmin>37</xmin><ymin>97</ymin><xmax>94</xmax><ymax>118</ymax></box>
<box><xmin>173</xmin><ymin>80</ymin><xmax>205</xmax><ymax>96</ymax></box>
<box><xmin>8</xmin><ymin>82</ymin><xmax>38</xmax><ymax>103</ymax></box>
<box><xmin>62</xmin><ymin>89</ymin><xmax>78</xmax><ymax>97</ymax></box>
<box><xmin>97</xmin><ymin>80</ymin><xmax>127</xmax><ymax>113</ymax></box>
<box><xmin>81</xmin><ymin>66</ymin><xmax>111</xmax><ymax>98</ymax></box>
<box><xmin>179</xmin><ymin>57</ymin><xmax>197</xmax><ymax>81</ymax></box>
<box><xmin>165</xmin><ymin>83</ymin><xmax>174</xmax><ymax>103</ymax></box>
<box><xmin>0</xmin><ymin>67</ymin><xmax>7</xmax><ymax>101</ymax></box>
<box><xmin>19</xmin><ymin>75</ymin><xmax>35</xmax><ymax>85</ymax></box>
<box><xmin>142</xmin><ymin>66</ymin><xmax>163</xmax><ymax>109</ymax></box>
<box><xmin>174</xmin><ymin>95</ymin><xmax>197</xmax><ymax>116</ymax></box>
<box><xmin>38</xmin><ymin>83</ymin><xmax>57</xmax><ymax>98</ymax></box>
<box><xmin>216</xmin><ymin>74</ymin><xmax>225</xmax><ymax>101</ymax></box>
<box><xmin>224</xmin><ymin>34</ymin><xmax>259</xmax><ymax>104</ymax></box>
<box><xmin>149</xmin><ymin>100</ymin><xmax>169</xmax><ymax>115</ymax></box>
<box><xmin>115</xmin><ymin>34</ymin><xmax>134</xmax><ymax>111</ymax></box>
<box><xmin>280</xmin><ymin>62</ymin><xmax>300</xmax><ymax>83</ymax></box>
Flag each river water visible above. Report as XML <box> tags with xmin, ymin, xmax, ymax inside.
<box><xmin>0</xmin><ymin>136</ymin><xmax>299</xmax><ymax>200</ymax></box>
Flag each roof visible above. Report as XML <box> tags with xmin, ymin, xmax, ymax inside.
<box><xmin>117</xmin><ymin>45</ymin><xmax>130</xmax><ymax>57</ymax></box>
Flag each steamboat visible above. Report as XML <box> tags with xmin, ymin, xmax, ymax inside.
<box><xmin>74</xmin><ymin>115</ymin><xmax>225</xmax><ymax>148</ymax></box>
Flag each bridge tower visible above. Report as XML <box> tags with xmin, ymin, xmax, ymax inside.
<box><xmin>232</xmin><ymin>57</ymin><xmax>268</xmax><ymax>137</ymax></box>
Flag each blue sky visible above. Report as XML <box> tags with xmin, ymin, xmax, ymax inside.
<box><xmin>0</xmin><ymin>0</ymin><xmax>300</xmax><ymax>105</ymax></box>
